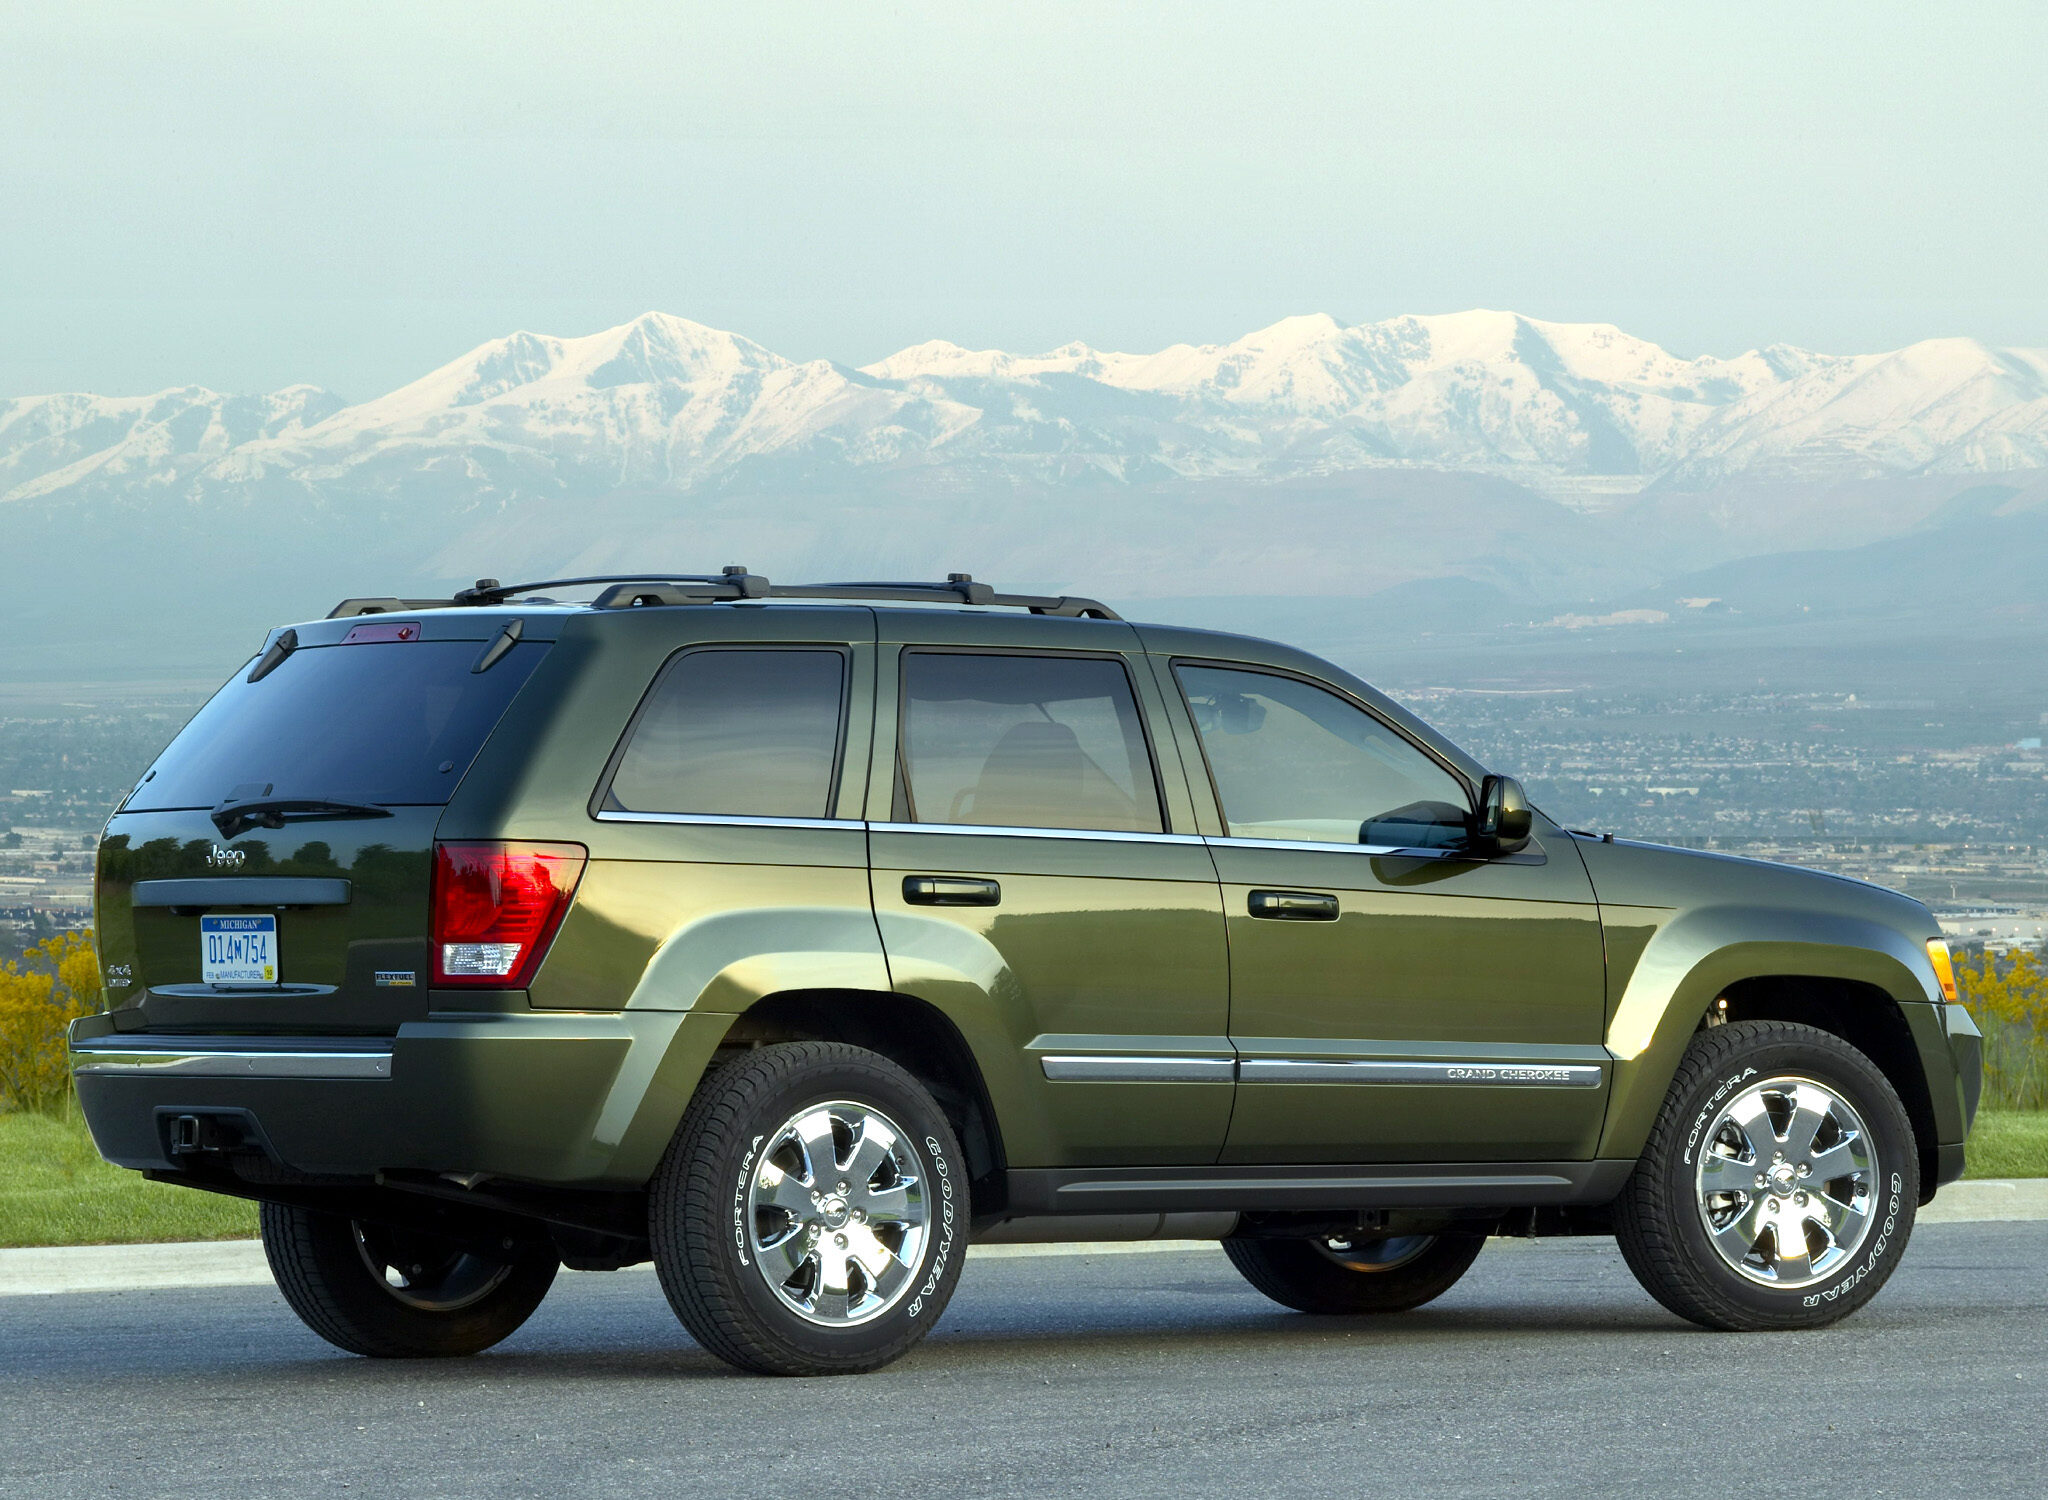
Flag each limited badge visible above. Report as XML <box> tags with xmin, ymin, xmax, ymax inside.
<box><xmin>373</xmin><ymin>970</ymin><xmax>418</xmax><ymax>987</ymax></box>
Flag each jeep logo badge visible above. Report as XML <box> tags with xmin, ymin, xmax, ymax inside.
<box><xmin>206</xmin><ymin>844</ymin><xmax>246</xmax><ymax>868</ymax></box>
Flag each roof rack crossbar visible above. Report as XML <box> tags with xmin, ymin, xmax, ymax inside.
<box><xmin>767</xmin><ymin>579</ymin><xmax>1119</xmax><ymax>619</ymax></box>
<box><xmin>455</xmin><ymin>569</ymin><xmax>769</xmax><ymax>606</ymax></box>
<box><xmin>328</xmin><ymin>570</ymin><xmax>1119</xmax><ymax>620</ymax></box>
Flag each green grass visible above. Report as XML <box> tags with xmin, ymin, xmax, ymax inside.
<box><xmin>0</xmin><ymin>1106</ymin><xmax>257</xmax><ymax>1248</ymax></box>
<box><xmin>0</xmin><ymin>1103</ymin><xmax>2042</xmax><ymax>1251</ymax></box>
<box><xmin>1965</xmin><ymin>1110</ymin><xmax>2048</xmax><ymax>1180</ymax></box>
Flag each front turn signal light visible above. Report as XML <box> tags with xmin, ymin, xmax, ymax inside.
<box><xmin>1926</xmin><ymin>938</ymin><xmax>1958</xmax><ymax>1004</ymax></box>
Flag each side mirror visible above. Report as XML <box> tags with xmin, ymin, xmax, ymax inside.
<box><xmin>1474</xmin><ymin>775</ymin><xmax>1533</xmax><ymax>855</ymax></box>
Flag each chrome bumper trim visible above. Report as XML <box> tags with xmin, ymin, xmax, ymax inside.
<box><xmin>71</xmin><ymin>1039</ymin><xmax>392</xmax><ymax>1080</ymax></box>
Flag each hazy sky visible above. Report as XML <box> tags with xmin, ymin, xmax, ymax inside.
<box><xmin>5</xmin><ymin>2</ymin><xmax>2045</xmax><ymax>400</ymax></box>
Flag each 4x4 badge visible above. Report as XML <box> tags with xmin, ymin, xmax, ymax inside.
<box><xmin>206</xmin><ymin>844</ymin><xmax>246</xmax><ymax>868</ymax></box>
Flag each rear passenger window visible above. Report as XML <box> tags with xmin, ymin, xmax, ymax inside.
<box><xmin>604</xmin><ymin>648</ymin><xmax>847</xmax><ymax>818</ymax></box>
<box><xmin>897</xmin><ymin>652</ymin><xmax>1163</xmax><ymax>833</ymax></box>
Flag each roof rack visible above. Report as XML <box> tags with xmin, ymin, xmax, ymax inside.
<box><xmin>328</xmin><ymin>568</ymin><xmax>1120</xmax><ymax>621</ymax></box>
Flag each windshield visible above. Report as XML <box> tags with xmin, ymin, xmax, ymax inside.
<box><xmin>126</xmin><ymin>640</ymin><xmax>548</xmax><ymax>811</ymax></box>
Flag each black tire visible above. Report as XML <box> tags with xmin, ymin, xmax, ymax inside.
<box><xmin>1614</xmin><ymin>1020</ymin><xmax>1919</xmax><ymax>1331</ymax></box>
<box><xmin>651</xmin><ymin>1041</ymin><xmax>968</xmax><ymax>1376</ymax></box>
<box><xmin>259</xmin><ymin>1203</ymin><xmax>558</xmax><ymax>1358</ymax></box>
<box><xmin>1224</xmin><ymin>1231</ymin><xmax>1485</xmax><ymax>1314</ymax></box>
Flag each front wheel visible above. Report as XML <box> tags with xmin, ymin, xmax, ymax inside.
<box><xmin>1614</xmin><ymin>1020</ymin><xmax>1919</xmax><ymax>1331</ymax></box>
<box><xmin>260</xmin><ymin>1204</ymin><xmax>558</xmax><ymax>1357</ymax></box>
<box><xmin>650</xmin><ymin>1041</ymin><xmax>968</xmax><ymax>1376</ymax></box>
<box><xmin>1224</xmin><ymin>1231</ymin><xmax>1485</xmax><ymax>1314</ymax></box>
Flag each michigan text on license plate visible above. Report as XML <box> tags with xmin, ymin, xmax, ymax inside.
<box><xmin>201</xmin><ymin>914</ymin><xmax>278</xmax><ymax>986</ymax></box>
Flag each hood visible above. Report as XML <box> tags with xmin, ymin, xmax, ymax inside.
<box><xmin>1571</xmin><ymin>834</ymin><xmax>1940</xmax><ymax>942</ymax></box>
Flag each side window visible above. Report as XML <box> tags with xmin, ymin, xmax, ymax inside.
<box><xmin>604</xmin><ymin>648</ymin><xmax>847</xmax><ymax>818</ymax></box>
<box><xmin>898</xmin><ymin>652</ymin><xmax>1164</xmax><ymax>834</ymax></box>
<box><xmin>1176</xmin><ymin>664</ymin><xmax>1470</xmax><ymax>847</ymax></box>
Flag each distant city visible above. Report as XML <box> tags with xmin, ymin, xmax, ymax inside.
<box><xmin>1416</xmin><ymin>685</ymin><xmax>2048</xmax><ymax>956</ymax></box>
<box><xmin>7</xmin><ymin>682</ymin><xmax>2047</xmax><ymax>965</ymax></box>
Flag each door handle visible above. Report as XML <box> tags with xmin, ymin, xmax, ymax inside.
<box><xmin>903</xmin><ymin>876</ymin><xmax>1002</xmax><ymax>907</ymax></box>
<box><xmin>1248</xmin><ymin>889</ymin><xmax>1339</xmax><ymax>921</ymax></box>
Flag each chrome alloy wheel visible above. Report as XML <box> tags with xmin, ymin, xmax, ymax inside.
<box><xmin>1694</xmin><ymin>1074</ymin><xmax>1878</xmax><ymax>1289</ymax></box>
<box><xmin>745</xmin><ymin>1099</ymin><xmax>931</xmax><ymax>1327</ymax></box>
<box><xmin>1314</xmin><ymin>1234</ymin><xmax>1436</xmax><ymax>1273</ymax></box>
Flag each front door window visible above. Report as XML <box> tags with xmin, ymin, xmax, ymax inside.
<box><xmin>1175</xmin><ymin>664</ymin><xmax>1469</xmax><ymax>847</ymax></box>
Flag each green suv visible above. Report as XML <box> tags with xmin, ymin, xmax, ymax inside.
<box><xmin>73</xmin><ymin>572</ymin><xmax>1983</xmax><ymax>1374</ymax></box>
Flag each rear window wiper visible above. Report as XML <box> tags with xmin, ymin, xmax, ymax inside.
<box><xmin>211</xmin><ymin>787</ymin><xmax>395</xmax><ymax>840</ymax></box>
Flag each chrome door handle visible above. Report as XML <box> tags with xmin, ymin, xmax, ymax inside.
<box><xmin>1248</xmin><ymin>889</ymin><xmax>1339</xmax><ymax>921</ymax></box>
<box><xmin>903</xmin><ymin>876</ymin><xmax>1002</xmax><ymax>907</ymax></box>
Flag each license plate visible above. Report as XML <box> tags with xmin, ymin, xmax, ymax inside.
<box><xmin>201</xmin><ymin>914</ymin><xmax>278</xmax><ymax>986</ymax></box>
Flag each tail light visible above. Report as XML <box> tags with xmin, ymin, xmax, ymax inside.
<box><xmin>432</xmin><ymin>842</ymin><xmax>587</xmax><ymax>988</ymax></box>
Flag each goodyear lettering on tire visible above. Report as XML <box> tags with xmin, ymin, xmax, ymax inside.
<box><xmin>907</xmin><ymin>1134</ymin><xmax>956</xmax><ymax>1320</ymax></box>
<box><xmin>1805</xmin><ymin>1171</ymin><xmax>1904</xmax><ymax>1307</ymax></box>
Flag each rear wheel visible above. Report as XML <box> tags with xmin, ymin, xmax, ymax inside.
<box><xmin>260</xmin><ymin>1203</ymin><xmax>558</xmax><ymax>1357</ymax></box>
<box><xmin>650</xmin><ymin>1041</ymin><xmax>968</xmax><ymax>1376</ymax></box>
<box><xmin>1614</xmin><ymin>1020</ymin><xmax>1918</xmax><ymax>1331</ymax></box>
<box><xmin>1224</xmin><ymin>1231</ymin><xmax>1485</xmax><ymax>1314</ymax></box>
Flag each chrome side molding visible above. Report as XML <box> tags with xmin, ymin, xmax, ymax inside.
<box><xmin>1240</xmin><ymin>1059</ymin><xmax>1604</xmax><ymax>1088</ymax></box>
<box><xmin>1041</xmin><ymin>1055</ymin><xmax>1604</xmax><ymax>1087</ymax></box>
<box><xmin>1040</xmin><ymin>1055</ymin><xmax>1236</xmax><ymax>1083</ymax></box>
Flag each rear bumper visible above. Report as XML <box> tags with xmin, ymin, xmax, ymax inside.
<box><xmin>70</xmin><ymin>1009</ymin><xmax>730</xmax><ymax>1189</ymax></box>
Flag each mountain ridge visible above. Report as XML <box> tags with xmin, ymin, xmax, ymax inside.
<box><xmin>5</xmin><ymin>308</ymin><xmax>2047</xmax><ymax>682</ymax></box>
<box><xmin>6</xmin><ymin>310</ymin><xmax>2046</xmax><ymax>510</ymax></box>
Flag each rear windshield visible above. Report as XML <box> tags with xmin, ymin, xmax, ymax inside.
<box><xmin>126</xmin><ymin>640</ymin><xmax>549</xmax><ymax>811</ymax></box>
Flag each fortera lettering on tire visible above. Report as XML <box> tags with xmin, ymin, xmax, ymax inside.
<box><xmin>67</xmin><ymin>571</ymin><xmax>1982</xmax><ymax>1373</ymax></box>
<box><xmin>733</xmin><ymin>1134</ymin><xmax>765</xmax><ymax>1268</ymax></box>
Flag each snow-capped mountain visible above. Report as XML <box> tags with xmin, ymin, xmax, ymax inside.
<box><xmin>863</xmin><ymin>310</ymin><xmax>1835</xmax><ymax>479</ymax></box>
<box><xmin>0</xmin><ymin>384</ymin><xmax>343</xmax><ymax>502</ymax></box>
<box><xmin>7</xmin><ymin>310</ymin><xmax>2044</xmax><ymax>512</ymax></box>
<box><xmin>7</xmin><ymin>308</ymin><xmax>2048</xmax><ymax>684</ymax></box>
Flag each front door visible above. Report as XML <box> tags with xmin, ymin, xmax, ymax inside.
<box><xmin>869</xmin><ymin>624</ymin><xmax>1233</xmax><ymax>1169</ymax></box>
<box><xmin>1161</xmin><ymin>658</ymin><xmax>1611</xmax><ymax>1165</ymax></box>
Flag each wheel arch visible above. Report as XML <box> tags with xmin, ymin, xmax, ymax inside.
<box><xmin>1713</xmin><ymin>975</ymin><xmax>1942</xmax><ymax>1201</ymax></box>
<box><xmin>714</xmin><ymin>988</ymin><xmax>1010</xmax><ymax>1212</ymax></box>
<box><xmin>1598</xmin><ymin>907</ymin><xmax>1956</xmax><ymax>1197</ymax></box>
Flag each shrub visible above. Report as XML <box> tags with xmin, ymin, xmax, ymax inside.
<box><xmin>1956</xmin><ymin>948</ymin><xmax>2048</xmax><ymax>1112</ymax></box>
<box><xmin>0</xmin><ymin>933</ymin><xmax>102</xmax><ymax>1114</ymax></box>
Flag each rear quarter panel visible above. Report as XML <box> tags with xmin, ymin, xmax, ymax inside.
<box><xmin>440</xmin><ymin>608</ymin><xmax>885</xmax><ymax>1184</ymax></box>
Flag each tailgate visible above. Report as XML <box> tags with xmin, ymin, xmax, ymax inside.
<box><xmin>93</xmin><ymin>623</ymin><xmax>553</xmax><ymax>1033</ymax></box>
<box><xmin>98</xmin><ymin>806</ymin><xmax>442</xmax><ymax>1032</ymax></box>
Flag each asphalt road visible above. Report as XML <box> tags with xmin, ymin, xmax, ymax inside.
<box><xmin>4</xmin><ymin>1224</ymin><xmax>2043</xmax><ymax>1499</ymax></box>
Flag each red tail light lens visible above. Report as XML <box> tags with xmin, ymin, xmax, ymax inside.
<box><xmin>431</xmin><ymin>841</ymin><xmax>587</xmax><ymax>988</ymax></box>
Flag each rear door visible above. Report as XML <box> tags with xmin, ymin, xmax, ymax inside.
<box><xmin>867</xmin><ymin>616</ymin><xmax>1232</xmax><ymax>1169</ymax></box>
<box><xmin>95</xmin><ymin>615</ymin><xmax>553</xmax><ymax>1033</ymax></box>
